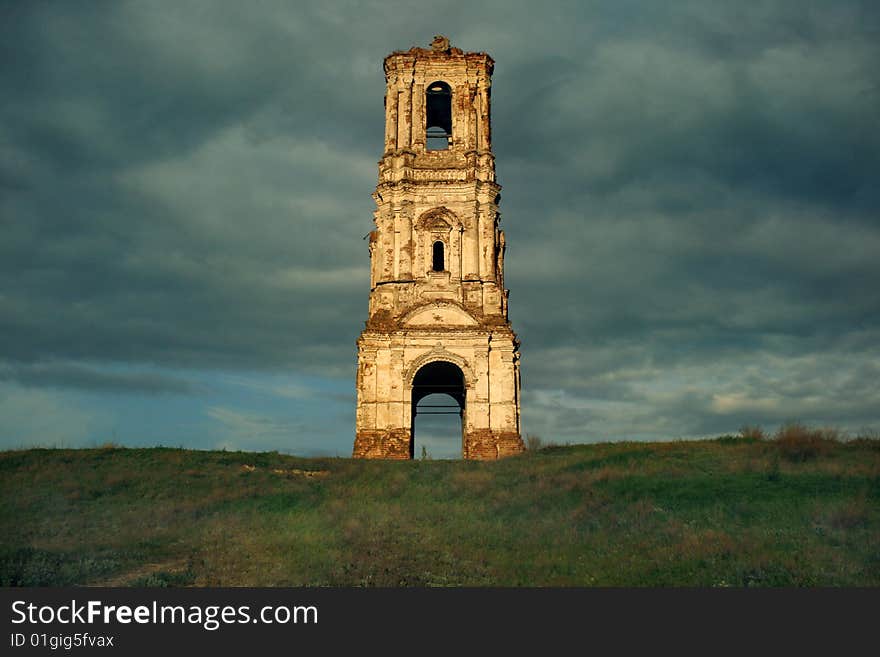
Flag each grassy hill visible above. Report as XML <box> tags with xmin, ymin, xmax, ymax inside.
<box><xmin>2</xmin><ymin>428</ymin><xmax>878</xmax><ymax>586</ymax></box>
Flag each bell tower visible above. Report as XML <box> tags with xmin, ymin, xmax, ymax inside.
<box><xmin>353</xmin><ymin>36</ymin><xmax>524</xmax><ymax>460</ymax></box>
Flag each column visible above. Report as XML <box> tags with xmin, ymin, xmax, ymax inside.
<box><xmin>477</xmin><ymin>79</ymin><xmax>490</xmax><ymax>151</ymax></box>
<box><xmin>412</xmin><ymin>83</ymin><xmax>424</xmax><ymax>151</ymax></box>
<box><xmin>385</xmin><ymin>76</ymin><xmax>398</xmax><ymax>152</ymax></box>
<box><xmin>396</xmin><ymin>205</ymin><xmax>412</xmax><ymax>279</ymax></box>
<box><xmin>468</xmin><ymin>82</ymin><xmax>478</xmax><ymax>151</ymax></box>
<box><xmin>480</xmin><ymin>208</ymin><xmax>495</xmax><ymax>280</ymax></box>
<box><xmin>468</xmin><ymin>208</ymin><xmax>480</xmax><ymax>280</ymax></box>
<box><xmin>379</xmin><ymin>213</ymin><xmax>394</xmax><ymax>281</ymax></box>
<box><xmin>397</xmin><ymin>85</ymin><xmax>411</xmax><ymax>149</ymax></box>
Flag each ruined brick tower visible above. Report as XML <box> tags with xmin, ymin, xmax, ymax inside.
<box><xmin>353</xmin><ymin>36</ymin><xmax>524</xmax><ymax>460</ymax></box>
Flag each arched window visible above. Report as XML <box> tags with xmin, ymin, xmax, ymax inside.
<box><xmin>432</xmin><ymin>241</ymin><xmax>445</xmax><ymax>272</ymax></box>
<box><xmin>426</xmin><ymin>81</ymin><xmax>451</xmax><ymax>150</ymax></box>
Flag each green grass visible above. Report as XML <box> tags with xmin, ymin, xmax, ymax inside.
<box><xmin>1</xmin><ymin>434</ymin><xmax>878</xmax><ymax>586</ymax></box>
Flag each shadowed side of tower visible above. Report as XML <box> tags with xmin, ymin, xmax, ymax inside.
<box><xmin>353</xmin><ymin>36</ymin><xmax>524</xmax><ymax>460</ymax></box>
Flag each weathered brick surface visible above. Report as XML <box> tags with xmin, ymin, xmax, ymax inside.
<box><xmin>464</xmin><ymin>430</ymin><xmax>525</xmax><ymax>460</ymax></box>
<box><xmin>353</xmin><ymin>429</ymin><xmax>412</xmax><ymax>459</ymax></box>
<box><xmin>354</xmin><ymin>37</ymin><xmax>523</xmax><ymax>460</ymax></box>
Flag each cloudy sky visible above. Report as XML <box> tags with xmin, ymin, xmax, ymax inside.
<box><xmin>2</xmin><ymin>1</ymin><xmax>878</xmax><ymax>456</ymax></box>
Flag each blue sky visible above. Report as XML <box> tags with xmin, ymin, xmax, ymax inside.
<box><xmin>1</xmin><ymin>1</ymin><xmax>878</xmax><ymax>455</ymax></box>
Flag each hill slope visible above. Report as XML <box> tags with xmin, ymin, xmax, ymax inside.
<box><xmin>2</xmin><ymin>436</ymin><xmax>878</xmax><ymax>586</ymax></box>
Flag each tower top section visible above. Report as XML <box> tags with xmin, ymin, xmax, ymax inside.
<box><xmin>381</xmin><ymin>36</ymin><xmax>494</xmax><ymax>157</ymax></box>
<box><xmin>384</xmin><ymin>35</ymin><xmax>494</xmax><ymax>74</ymax></box>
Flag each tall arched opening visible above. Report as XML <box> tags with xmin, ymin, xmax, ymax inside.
<box><xmin>426</xmin><ymin>81</ymin><xmax>452</xmax><ymax>150</ymax></box>
<box><xmin>411</xmin><ymin>361</ymin><xmax>465</xmax><ymax>459</ymax></box>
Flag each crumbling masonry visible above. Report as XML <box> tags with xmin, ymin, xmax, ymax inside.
<box><xmin>354</xmin><ymin>36</ymin><xmax>524</xmax><ymax>459</ymax></box>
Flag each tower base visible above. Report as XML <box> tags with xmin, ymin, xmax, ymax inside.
<box><xmin>353</xmin><ymin>428</ymin><xmax>524</xmax><ymax>460</ymax></box>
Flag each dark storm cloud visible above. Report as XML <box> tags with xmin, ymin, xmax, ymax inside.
<box><xmin>0</xmin><ymin>361</ymin><xmax>195</xmax><ymax>395</ymax></box>
<box><xmin>1</xmin><ymin>1</ymin><xmax>382</xmax><ymax>373</ymax></box>
<box><xmin>2</xmin><ymin>0</ymin><xmax>879</xmax><ymax>442</ymax></box>
<box><xmin>492</xmin><ymin>1</ymin><xmax>880</xmax><ymax>437</ymax></box>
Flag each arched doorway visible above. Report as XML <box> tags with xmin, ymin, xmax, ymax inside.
<box><xmin>411</xmin><ymin>361</ymin><xmax>465</xmax><ymax>459</ymax></box>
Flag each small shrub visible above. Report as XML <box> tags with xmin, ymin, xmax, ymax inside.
<box><xmin>130</xmin><ymin>570</ymin><xmax>196</xmax><ymax>587</ymax></box>
<box><xmin>739</xmin><ymin>425</ymin><xmax>767</xmax><ymax>441</ymax></box>
<box><xmin>0</xmin><ymin>548</ymin><xmax>65</xmax><ymax>586</ymax></box>
<box><xmin>849</xmin><ymin>430</ymin><xmax>880</xmax><ymax>451</ymax></box>
<box><xmin>736</xmin><ymin>562</ymin><xmax>804</xmax><ymax>587</ymax></box>
<box><xmin>774</xmin><ymin>423</ymin><xmax>839</xmax><ymax>462</ymax></box>
<box><xmin>0</xmin><ymin>548</ymin><xmax>120</xmax><ymax>586</ymax></box>
<box><xmin>525</xmin><ymin>434</ymin><xmax>544</xmax><ymax>451</ymax></box>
